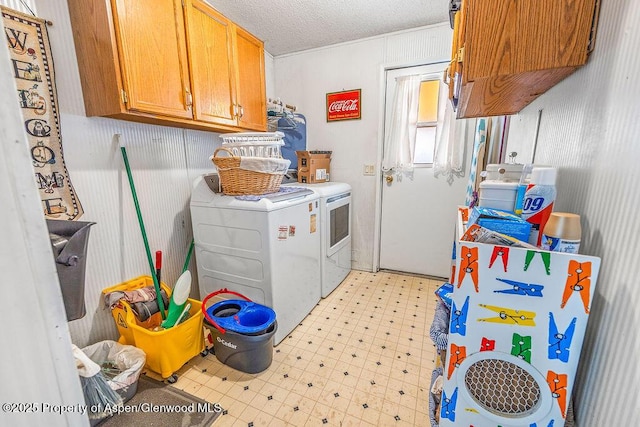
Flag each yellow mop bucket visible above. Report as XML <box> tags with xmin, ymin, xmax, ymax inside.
<box><xmin>103</xmin><ymin>276</ymin><xmax>204</xmax><ymax>379</ymax></box>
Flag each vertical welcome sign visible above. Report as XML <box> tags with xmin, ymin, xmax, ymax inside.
<box><xmin>2</xmin><ymin>7</ymin><xmax>83</xmax><ymax>219</ymax></box>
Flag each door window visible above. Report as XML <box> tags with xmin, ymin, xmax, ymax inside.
<box><xmin>414</xmin><ymin>79</ymin><xmax>440</xmax><ymax>164</ymax></box>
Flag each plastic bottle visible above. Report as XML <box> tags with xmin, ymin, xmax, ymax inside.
<box><xmin>513</xmin><ymin>164</ymin><xmax>534</xmax><ymax>215</ymax></box>
<box><xmin>521</xmin><ymin>167</ymin><xmax>557</xmax><ymax>246</ymax></box>
<box><xmin>541</xmin><ymin>212</ymin><xmax>581</xmax><ymax>253</ymax></box>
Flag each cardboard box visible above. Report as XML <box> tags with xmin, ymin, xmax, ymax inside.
<box><xmin>461</xmin><ymin>224</ymin><xmax>537</xmax><ymax>248</ymax></box>
<box><xmin>467</xmin><ymin>206</ymin><xmax>532</xmax><ymax>242</ymax></box>
<box><xmin>296</xmin><ymin>151</ymin><xmax>331</xmax><ymax>183</ymax></box>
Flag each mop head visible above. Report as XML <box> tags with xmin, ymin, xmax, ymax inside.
<box><xmin>72</xmin><ymin>345</ymin><xmax>123</xmax><ymax>418</ymax></box>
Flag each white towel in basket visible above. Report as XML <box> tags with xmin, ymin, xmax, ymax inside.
<box><xmin>239</xmin><ymin>157</ymin><xmax>290</xmax><ymax>174</ymax></box>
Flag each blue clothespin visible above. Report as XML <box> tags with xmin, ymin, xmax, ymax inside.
<box><xmin>495</xmin><ymin>278</ymin><xmax>544</xmax><ymax>297</ymax></box>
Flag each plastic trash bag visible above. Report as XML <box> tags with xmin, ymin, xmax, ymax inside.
<box><xmin>72</xmin><ymin>344</ymin><xmax>123</xmax><ymax>420</ymax></box>
<box><xmin>81</xmin><ymin>340</ymin><xmax>146</xmax><ymax>394</ymax></box>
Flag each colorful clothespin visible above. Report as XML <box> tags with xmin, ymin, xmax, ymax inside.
<box><xmin>489</xmin><ymin>246</ymin><xmax>510</xmax><ymax>272</ymax></box>
<box><xmin>548</xmin><ymin>313</ymin><xmax>576</xmax><ymax>363</ymax></box>
<box><xmin>561</xmin><ymin>260</ymin><xmax>592</xmax><ymax>313</ymax></box>
<box><xmin>511</xmin><ymin>333</ymin><xmax>532</xmax><ymax>363</ymax></box>
<box><xmin>480</xmin><ymin>337</ymin><xmax>495</xmax><ymax>352</ymax></box>
<box><xmin>478</xmin><ymin>304</ymin><xmax>536</xmax><ymax>326</ymax></box>
<box><xmin>494</xmin><ymin>278</ymin><xmax>544</xmax><ymax>297</ymax></box>
<box><xmin>458</xmin><ymin>246</ymin><xmax>479</xmax><ymax>292</ymax></box>
<box><xmin>447</xmin><ymin>343</ymin><xmax>466</xmax><ymax>380</ymax></box>
<box><xmin>440</xmin><ymin>387</ymin><xmax>458</xmax><ymax>422</ymax></box>
<box><xmin>547</xmin><ymin>370</ymin><xmax>568</xmax><ymax>418</ymax></box>
<box><xmin>530</xmin><ymin>420</ymin><xmax>555</xmax><ymax>427</ymax></box>
<box><xmin>450</xmin><ymin>296</ymin><xmax>469</xmax><ymax>336</ymax></box>
<box><xmin>524</xmin><ymin>250</ymin><xmax>551</xmax><ymax>275</ymax></box>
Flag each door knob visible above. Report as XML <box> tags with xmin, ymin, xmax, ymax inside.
<box><xmin>386</xmin><ymin>175</ymin><xmax>393</xmax><ymax>184</ymax></box>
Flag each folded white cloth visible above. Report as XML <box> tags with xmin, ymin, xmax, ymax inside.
<box><xmin>239</xmin><ymin>157</ymin><xmax>290</xmax><ymax>174</ymax></box>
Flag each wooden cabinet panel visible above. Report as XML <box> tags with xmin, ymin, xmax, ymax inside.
<box><xmin>234</xmin><ymin>27</ymin><xmax>267</xmax><ymax>131</ymax></box>
<box><xmin>457</xmin><ymin>68</ymin><xmax>578</xmax><ymax>117</ymax></box>
<box><xmin>184</xmin><ymin>0</ymin><xmax>266</xmax><ymax>131</ymax></box>
<box><xmin>67</xmin><ymin>0</ymin><xmax>126</xmax><ymax>117</ymax></box>
<box><xmin>68</xmin><ymin>0</ymin><xmax>266</xmax><ymax>133</ymax></box>
<box><xmin>451</xmin><ymin>0</ymin><xmax>599</xmax><ymax>118</ymax></box>
<box><xmin>186</xmin><ymin>1</ymin><xmax>236</xmax><ymax>126</ymax></box>
<box><xmin>112</xmin><ymin>0</ymin><xmax>191</xmax><ymax>119</ymax></box>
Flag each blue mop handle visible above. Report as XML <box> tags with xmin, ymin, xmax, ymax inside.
<box><xmin>120</xmin><ymin>145</ymin><xmax>166</xmax><ymax>320</ymax></box>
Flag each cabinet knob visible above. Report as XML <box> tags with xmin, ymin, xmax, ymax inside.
<box><xmin>238</xmin><ymin>104</ymin><xmax>244</xmax><ymax>118</ymax></box>
<box><xmin>386</xmin><ymin>175</ymin><xmax>394</xmax><ymax>184</ymax></box>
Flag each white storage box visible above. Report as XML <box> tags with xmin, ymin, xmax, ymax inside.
<box><xmin>478</xmin><ymin>180</ymin><xmax>518</xmax><ymax>211</ymax></box>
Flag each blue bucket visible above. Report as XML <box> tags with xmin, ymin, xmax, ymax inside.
<box><xmin>205</xmin><ymin>300</ymin><xmax>276</xmax><ymax>336</ymax></box>
<box><xmin>202</xmin><ymin>289</ymin><xmax>277</xmax><ymax>373</ymax></box>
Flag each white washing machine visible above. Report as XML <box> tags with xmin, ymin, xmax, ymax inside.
<box><xmin>190</xmin><ymin>174</ymin><xmax>322</xmax><ymax>345</ymax></box>
<box><xmin>285</xmin><ymin>182</ymin><xmax>352</xmax><ymax>297</ymax></box>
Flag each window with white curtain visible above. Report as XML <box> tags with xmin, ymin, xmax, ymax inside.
<box><xmin>414</xmin><ymin>79</ymin><xmax>440</xmax><ymax>165</ymax></box>
<box><xmin>382</xmin><ymin>64</ymin><xmax>450</xmax><ymax>178</ymax></box>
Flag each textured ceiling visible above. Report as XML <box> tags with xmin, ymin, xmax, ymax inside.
<box><xmin>204</xmin><ymin>0</ymin><xmax>450</xmax><ymax>56</ymax></box>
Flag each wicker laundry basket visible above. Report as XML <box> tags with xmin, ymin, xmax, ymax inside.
<box><xmin>211</xmin><ymin>147</ymin><xmax>289</xmax><ymax>195</ymax></box>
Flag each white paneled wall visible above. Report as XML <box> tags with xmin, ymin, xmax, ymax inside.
<box><xmin>1</xmin><ymin>0</ymin><xmax>29</xmax><ymax>13</ymax></box>
<box><xmin>0</xmin><ymin>0</ymin><xmax>274</xmax><ymax>347</ymax></box>
<box><xmin>506</xmin><ymin>1</ymin><xmax>640</xmax><ymax>425</ymax></box>
<box><xmin>274</xmin><ymin>23</ymin><xmax>453</xmax><ymax>271</ymax></box>
<box><xmin>383</xmin><ymin>23</ymin><xmax>453</xmax><ymax>65</ymax></box>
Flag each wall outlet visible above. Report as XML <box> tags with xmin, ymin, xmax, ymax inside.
<box><xmin>363</xmin><ymin>164</ymin><xmax>375</xmax><ymax>176</ymax></box>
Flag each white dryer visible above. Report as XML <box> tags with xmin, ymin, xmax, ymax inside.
<box><xmin>190</xmin><ymin>174</ymin><xmax>322</xmax><ymax>345</ymax></box>
<box><xmin>285</xmin><ymin>182</ymin><xmax>352</xmax><ymax>297</ymax></box>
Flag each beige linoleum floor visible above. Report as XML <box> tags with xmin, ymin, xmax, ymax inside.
<box><xmin>146</xmin><ymin>270</ymin><xmax>442</xmax><ymax>426</ymax></box>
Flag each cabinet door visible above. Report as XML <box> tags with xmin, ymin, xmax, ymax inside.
<box><xmin>234</xmin><ymin>27</ymin><xmax>267</xmax><ymax>131</ymax></box>
<box><xmin>452</xmin><ymin>0</ymin><xmax>597</xmax><ymax>118</ymax></box>
<box><xmin>112</xmin><ymin>0</ymin><xmax>192</xmax><ymax>119</ymax></box>
<box><xmin>185</xmin><ymin>0</ymin><xmax>237</xmax><ymax>127</ymax></box>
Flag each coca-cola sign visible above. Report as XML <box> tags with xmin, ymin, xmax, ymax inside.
<box><xmin>326</xmin><ymin>89</ymin><xmax>361</xmax><ymax>122</ymax></box>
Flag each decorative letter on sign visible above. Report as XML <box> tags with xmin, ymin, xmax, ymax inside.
<box><xmin>2</xmin><ymin>7</ymin><xmax>84</xmax><ymax>219</ymax></box>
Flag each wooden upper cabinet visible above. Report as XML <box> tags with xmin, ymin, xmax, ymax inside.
<box><xmin>112</xmin><ymin>0</ymin><xmax>192</xmax><ymax>119</ymax></box>
<box><xmin>234</xmin><ymin>26</ymin><xmax>267</xmax><ymax>131</ymax></box>
<box><xmin>184</xmin><ymin>0</ymin><xmax>267</xmax><ymax>131</ymax></box>
<box><xmin>67</xmin><ymin>0</ymin><xmax>267</xmax><ymax>132</ymax></box>
<box><xmin>185</xmin><ymin>1</ymin><xmax>237</xmax><ymax>127</ymax></box>
<box><xmin>451</xmin><ymin>0</ymin><xmax>599</xmax><ymax>118</ymax></box>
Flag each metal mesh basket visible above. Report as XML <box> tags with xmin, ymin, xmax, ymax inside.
<box><xmin>464</xmin><ymin>358</ymin><xmax>541</xmax><ymax>417</ymax></box>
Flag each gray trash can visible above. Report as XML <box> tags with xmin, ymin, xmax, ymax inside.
<box><xmin>46</xmin><ymin>219</ymin><xmax>95</xmax><ymax>321</ymax></box>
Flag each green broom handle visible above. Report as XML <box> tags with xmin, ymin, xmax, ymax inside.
<box><xmin>120</xmin><ymin>146</ymin><xmax>166</xmax><ymax>320</ymax></box>
<box><xmin>182</xmin><ymin>239</ymin><xmax>194</xmax><ymax>273</ymax></box>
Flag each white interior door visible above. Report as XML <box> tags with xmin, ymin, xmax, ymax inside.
<box><xmin>379</xmin><ymin>64</ymin><xmax>471</xmax><ymax>278</ymax></box>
